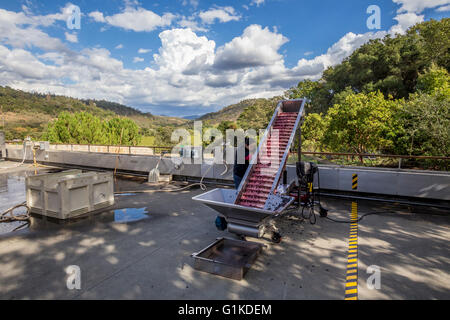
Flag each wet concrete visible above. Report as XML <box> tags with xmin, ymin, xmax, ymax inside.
<box><xmin>0</xmin><ymin>162</ymin><xmax>449</xmax><ymax>300</ymax></box>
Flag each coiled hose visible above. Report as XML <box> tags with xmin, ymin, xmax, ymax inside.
<box><xmin>0</xmin><ymin>202</ymin><xmax>31</xmax><ymax>231</ymax></box>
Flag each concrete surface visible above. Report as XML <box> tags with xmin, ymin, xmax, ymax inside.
<box><xmin>0</xmin><ymin>163</ymin><xmax>449</xmax><ymax>300</ymax></box>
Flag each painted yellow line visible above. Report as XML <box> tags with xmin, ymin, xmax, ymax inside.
<box><xmin>344</xmin><ymin>201</ymin><xmax>358</xmax><ymax>300</ymax></box>
<box><xmin>345</xmin><ymin>288</ymin><xmax>357</xmax><ymax>295</ymax></box>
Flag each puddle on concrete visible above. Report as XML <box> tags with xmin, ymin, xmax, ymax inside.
<box><xmin>1</xmin><ymin>170</ymin><xmax>152</xmax><ymax>235</ymax></box>
<box><xmin>0</xmin><ymin>174</ymin><xmax>28</xmax><ymax>234</ymax></box>
<box><xmin>114</xmin><ymin>208</ymin><xmax>149</xmax><ymax>223</ymax></box>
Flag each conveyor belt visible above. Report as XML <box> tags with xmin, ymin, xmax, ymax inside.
<box><xmin>235</xmin><ymin>100</ymin><xmax>306</xmax><ymax>209</ymax></box>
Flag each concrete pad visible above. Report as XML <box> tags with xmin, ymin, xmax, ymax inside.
<box><xmin>0</xmin><ymin>167</ymin><xmax>449</xmax><ymax>300</ymax></box>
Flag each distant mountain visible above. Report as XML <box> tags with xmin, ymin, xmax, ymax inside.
<box><xmin>0</xmin><ymin>86</ymin><xmax>188</xmax><ymax>140</ymax></box>
<box><xmin>183</xmin><ymin>114</ymin><xmax>202</xmax><ymax>120</ymax></box>
<box><xmin>199</xmin><ymin>98</ymin><xmax>281</xmax><ymax>125</ymax></box>
<box><xmin>82</xmin><ymin>99</ymin><xmax>149</xmax><ymax>117</ymax></box>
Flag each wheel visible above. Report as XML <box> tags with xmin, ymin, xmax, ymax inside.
<box><xmin>271</xmin><ymin>232</ymin><xmax>282</xmax><ymax>243</ymax></box>
<box><xmin>215</xmin><ymin>216</ymin><xmax>227</xmax><ymax>231</ymax></box>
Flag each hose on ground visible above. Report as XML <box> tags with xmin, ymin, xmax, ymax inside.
<box><xmin>325</xmin><ymin>211</ymin><xmax>394</xmax><ymax>224</ymax></box>
<box><xmin>115</xmin><ymin>162</ymin><xmax>215</xmax><ymax>194</ymax></box>
<box><xmin>0</xmin><ymin>202</ymin><xmax>31</xmax><ymax>226</ymax></box>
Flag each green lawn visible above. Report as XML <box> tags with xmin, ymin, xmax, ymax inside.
<box><xmin>138</xmin><ymin>136</ymin><xmax>155</xmax><ymax>146</ymax></box>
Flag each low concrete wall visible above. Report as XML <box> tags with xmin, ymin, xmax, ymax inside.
<box><xmin>286</xmin><ymin>166</ymin><xmax>450</xmax><ymax>201</ymax></box>
<box><xmin>48</xmin><ymin>144</ymin><xmax>154</xmax><ymax>155</ymax></box>
<box><xmin>5</xmin><ymin>147</ymin><xmax>450</xmax><ymax>201</ymax></box>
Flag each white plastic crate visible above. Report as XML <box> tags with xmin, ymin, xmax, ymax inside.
<box><xmin>26</xmin><ymin>170</ymin><xmax>114</xmax><ymax>219</ymax></box>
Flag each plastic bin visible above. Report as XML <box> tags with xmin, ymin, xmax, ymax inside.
<box><xmin>26</xmin><ymin>170</ymin><xmax>114</xmax><ymax>219</ymax></box>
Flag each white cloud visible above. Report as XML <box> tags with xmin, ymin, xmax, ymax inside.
<box><xmin>0</xmin><ymin>8</ymin><xmax>67</xmax><ymax>52</ymax></box>
<box><xmin>436</xmin><ymin>4</ymin><xmax>450</xmax><ymax>11</ymax></box>
<box><xmin>90</xmin><ymin>6</ymin><xmax>175</xmax><ymax>32</ymax></box>
<box><xmin>177</xmin><ymin>17</ymin><xmax>208</xmax><ymax>32</ymax></box>
<box><xmin>89</xmin><ymin>11</ymin><xmax>105</xmax><ymax>23</ymax></box>
<box><xmin>250</xmin><ymin>0</ymin><xmax>265</xmax><ymax>7</ymax></box>
<box><xmin>133</xmin><ymin>57</ymin><xmax>144</xmax><ymax>63</ymax></box>
<box><xmin>182</xmin><ymin>0</ymin><xmax>199</xmax><ymax>8</ymax></box>
<box><xmin>0</xmin><ymin>45</ymin><xmax>60</xmax><ymax>80</ymax></box>
<box><xmin>393</xmin><ymin>0</ymin><xmax>450</xmax><ymax>13</ymax></box>
<box><xmin>115</xmin><ymin>44</ymin><xmax>124</xmax><ymax>49</ymax></box>
<box><xmin>199</xmin><ymin>6</ymin><xmax>241</xmax><ymax>24</ymax></box>
<box><xmin>138</xmin><ymin>48</ymin><xmax>151</xmax><ymax>54</ymax></box>
<box><xmin>65</xmin><ymin>32</ymin><xmax>78</xmax><ymax>43</ymax></box>
<box><xmin>390</xmin><ymin>13</ymin><xmax>424</xmax><ymax>35</ymax></box>
<box><xmin>213</xmin><ymin>25</ymin><xmax>288</xmax><ymax>70</ymax></box>
<box><xmin>153</xmin><ymin>28</ymin><xmax>215</xmax><ymax>73</ymax></box>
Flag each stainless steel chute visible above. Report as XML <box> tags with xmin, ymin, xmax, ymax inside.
<box><xmin>193</xmin><ymin>99</ymin><xmax>306</xmax><ymax>238</ymax></box>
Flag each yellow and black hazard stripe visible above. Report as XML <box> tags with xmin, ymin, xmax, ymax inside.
<box><xmin>345</xmin><ymin>201</ymin><xmax>358</xmax><ymax>300</ymax></box>
<box><xmin>352</xmin><ymin>174</ymin><xmax>358</xmax><ymax>190</ymax></box>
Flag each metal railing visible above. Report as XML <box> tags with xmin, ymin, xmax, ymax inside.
<box><xmin>5</xmin><ymin>140</ymin><xmax>449</xmax><ymax>170</ymax></box>
<box><xmin>288</xmin><ymin>151</ymin><xmax>450</xmax><ymax>169</ymax></box>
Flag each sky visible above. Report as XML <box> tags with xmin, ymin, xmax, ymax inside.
<box><xmin>0</xmin><ymin>0</ymin><xmax>449</xmax><ymax>117</ymax></box>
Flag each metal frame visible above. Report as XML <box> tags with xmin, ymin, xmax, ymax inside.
<box><xmin>267</xmin><ymin>99</ymin><xmax>306</xmax><ymax>198</ymax></box>
<box><xmin>234</xmin><ymin>101</ymin><xmax>283</xmax><ymax>203</ymax></box>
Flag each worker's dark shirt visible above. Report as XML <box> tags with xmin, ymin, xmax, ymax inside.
<box><xmin>233</xmin><ymin>146</ymin><xmax>251</xmax><ymax>178</ymax></box>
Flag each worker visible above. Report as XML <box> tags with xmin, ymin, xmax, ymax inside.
<box><xmin>215</xmin><ymin>136</ymin><xmax>254</xmax><ymax>231</ymax></box>
<box><xmin>233</xmin><ymin>137</ymin><xmax>253</xmax><ymax>189</ymax></box>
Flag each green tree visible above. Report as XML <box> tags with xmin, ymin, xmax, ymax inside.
<box><xmin>237</xmin><ymin>98</ymin><xmax>278</xmax><ymax>130</ymax></box>
<box><xmin>409</xmin><ymin>18</ymin><xmax>450</xmax><ymax>70</ymax></box>
<box><xmin>217</xmin><ymin>120</ymin><xmax>237</xmax><ymax>137</ymax></box>
<box><xmin>321</xmin><ymin>19</ymin><xmax>450</xmax><ymax>101</ymax></box>
<box><xmin>393</xmin><ymin>90</ymin><xmax>450</xmax><ymax>157</ymax></box>
<box><xmin>323</xmin><ymin>91</ymin><xmax>400</xmax><ymax>156</ymax></box>
<box><xmin>300</xmin><ymin>113</ymin><xmax>326</xmax><ymax>152</ymax></box>
<box><xmin>286</xmin><ymin>80</ymin><xmax>332</xmax><ymax>114</ymax></box>
<box><xmin>154</xmin><ymin>126</ymin><xmax>175</xmax><ymax>147</ymax></box>
<box><xmin>416</xmin><ymin>64</ymin><xmax>450</xmax><ymax>94</ymax></box>
<box><xmin>45</xmin><ymin>112</ymin><xmax>106</xmax><ymax>144</ymax></box>
<box><xmin>103</xmin><ymin>117</ymin><xmax>142</xmax><ymax>146</ymax></box>
<box><xmin>44</xmin><ymin>112</ymin><xmax>141</xmax><ymax>146</ymax></box>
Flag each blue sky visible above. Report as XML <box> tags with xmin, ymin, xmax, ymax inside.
<box><xmin>0</xmin><ymin>0</ymin><xmax>449</xmax><ymax>117</ymax></box>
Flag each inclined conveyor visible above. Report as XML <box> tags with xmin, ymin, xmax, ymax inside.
<box><xmin>193</xmin><ymin>99</ymin><xmax>306</xmax><ymax>238</ymax></box>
